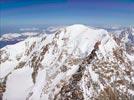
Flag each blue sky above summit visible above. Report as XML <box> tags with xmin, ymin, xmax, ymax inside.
<box><xmin>0</xmin><ymin>0</ymin><xmax>134</xmax><ymax>26</ymax></box>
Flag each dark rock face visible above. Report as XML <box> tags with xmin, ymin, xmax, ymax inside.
<box><xmin>54</xmin><ymin>42</ymin><xmax>99</xmax><ymax>100</ymax></box>
<box><xmin>0</xmin><ymin>78</ymin><xmax>7</xmax><ymax>100</ymax></box>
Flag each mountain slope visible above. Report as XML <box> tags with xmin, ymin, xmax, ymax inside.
<box><xmin>113</xmin><ymin>27</ymin><xmax>134</xmax><ymax>55</ymax></box>
<box><xmin>0</xmin><ymin>24</ymin><xmax>134</xmax><ymax>100</ymax></box>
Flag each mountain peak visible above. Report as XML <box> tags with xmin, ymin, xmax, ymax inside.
<box><xmin>67</xmin><ymin>24</ymin><xmax>88</xmax><ymax>29</ymax></box>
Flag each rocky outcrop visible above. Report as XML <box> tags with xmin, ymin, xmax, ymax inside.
<box><xmin>54</xmin><ymin>41</ymin><xmax>100</xmax><ymax>100</ymax></box>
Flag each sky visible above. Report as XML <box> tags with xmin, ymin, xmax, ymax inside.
<box><xmin>0</xmin><ymin>0</ymin><xmax>134</xmax><ymax>27</ymax></box>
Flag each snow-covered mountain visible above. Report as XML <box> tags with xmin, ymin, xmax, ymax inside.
<box><xmin>0</xmin><ymin>24</ymin><xmax>134</xmax><ymax>100</ymax></box>
<box><xmin>112</xmin><ymin>27</ymin><xmax>134</xmax><ymax>55</ymax></box>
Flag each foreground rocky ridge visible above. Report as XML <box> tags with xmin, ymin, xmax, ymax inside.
<box><xmin>0</xmin><ymin>24</ymin><xmax>134</xmax><ymax>100</ymax></box>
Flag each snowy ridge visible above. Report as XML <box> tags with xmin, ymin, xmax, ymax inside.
<box><xmin>0</xmin><ymin>24</ymin><xmax>134</xmax><ymax>100</ymax></box>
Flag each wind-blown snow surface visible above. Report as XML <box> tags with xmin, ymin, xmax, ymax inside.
<box><xmin>0</xmin><ymin>24</ymin><xmax>134</xmax><ymax>100</ymax></box>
